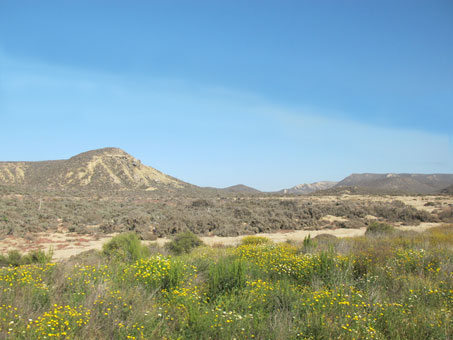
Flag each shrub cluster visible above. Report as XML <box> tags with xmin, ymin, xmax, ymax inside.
<box><xmin>0</xmin><ymin>249</ymin><xmax>53</xmax><ymax>267</ymax></box>
<box><xmin>165</xmin><ymin>231</ymin><xmax>204</xmax><ymax>255</ymax></box>
<box><xmin>365</xmin><ymin>221</ymin><xmax>395</xmax><ymax>236</ymax></box>
<box><xmin>102</xmin><ymin>232</ymin><xmax>149</xmax><ymax>262</ymax></box>
<box><xmin>0</xmin><ymin>188</ymin><xmax>440</xmax><ymax>238</ymax></box>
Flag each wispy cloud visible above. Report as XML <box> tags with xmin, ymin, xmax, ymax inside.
<box><xmin>0</xmin><ymin>51</ymin><xmax>451</xmax><ymax>190</ymax></box>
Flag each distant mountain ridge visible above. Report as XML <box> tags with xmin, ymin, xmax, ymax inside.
<box><xmin>334</xmin><ymin>173</ymin><xmax>453</xmax><ymax>194</ymax></box>
<box><xmin>0</xmin><ymin>148</ymin><xmax>187</xmax><ymax>191</ymax></box>
<box><xmin>221</xmin><ymin>184</ymin><xmax>261</xmax><ymax>194</ymax></box>
<box><xmin>280</xmin><ymin>181</ymin><xmax>338</xmax><ymax>194</ymax></box>
<box><xmin>1</xmin><ymin>149</ymin><xmax>452</xmax><ymax>195</ymax></box>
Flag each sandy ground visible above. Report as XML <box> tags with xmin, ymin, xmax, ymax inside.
<box><xmin>0</xmin><ymin>222</ymin><xmax>443</xmax><ymax>261</ymax></box>
<box><xmin>0</xmin><ymin>232</ymin><xmax>117</xmax><ymax>261</ymax></box>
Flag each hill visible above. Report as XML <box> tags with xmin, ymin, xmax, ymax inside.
<box><xmin>440</xmin><ymin>184</ymin><xmax>453</xmax><ymax>194</ymax></box>
<box><xmin>280</xmin><ymin>181</ymin><xmax>337</xmax><ymax>195</ymax></box>
<box><xmin>0</xmin><ymin>147</ymin><xmax>188</xmax><ymax>191</ymax></box>
<box><xmin>334</xmin><ymin>173</ymin><xmax>453</xmax><ymax>194</ymax></box>
<box><xmin>221</xmin><ymin>184</ymin><xmax>261</xmax><ymax>194</ymax></box>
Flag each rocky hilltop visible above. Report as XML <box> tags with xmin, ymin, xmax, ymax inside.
<box><xmin>280</xmin><ymin>181</ymin><xmax>338</xmax><ymax>194</ymax></box>
<box><xmin>0</xmin><ymin>147</ymin><xmax>187</xmax><ymax>191</ymax></box>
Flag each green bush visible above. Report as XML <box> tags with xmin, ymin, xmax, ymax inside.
<box><xmin>102</xmin><ymin>232</ymin><xmax>149</xmax><ymax>262</ymax></box>
<box><xmin>0</xmin><ymin>250</ymin><xmax>22</xmax><ymax>266</ymax></box>
<box><xmin>166</xmin><ymin>231</ymin><xmax>204</xmax><ymax>255</ymax></box>
<box><xmin>23</xmin><ymin>249</ymin><xmax>53</xmax><ymax>264</ymax></box>
<box><xmin>365</xmin><ymin>221</ymin><xmax>395</xmax><ymax>236</ymax></box>
<box><xmin>0</xmin><ymin>248</ymin><xmax>53</xmax><ymax>267</ymax></box>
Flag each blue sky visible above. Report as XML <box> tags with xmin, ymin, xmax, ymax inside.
<box><xmin>0</xmin><ymin>1</ymin><xmax>452</xmax><ymax>191</ymax></box>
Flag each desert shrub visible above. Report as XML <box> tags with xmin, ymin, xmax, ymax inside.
<box><xmin>313</xmin><ymin>234</ymin><xmax>337</xmax><ymax>242</ymax></box>
<box><xmin>335</xmin><ymin>218</ymin><xmax>366</xmax><ymax>229</ymax></box>
<box><xmin>22</xmin><ymin>249</ymin><xmax>53</xmax><ymax>264</ymax></box>
<box><xmin>0</xmin><ymin>250</ymin><xmax>23</xmax><ymax>266</ymax></box>
<box><xmin>102</xmin><ymin>232</ymin><xmax>149</xmax><ymax>262</ymax></box>
<box><xmin>190</xmin><ymin>199</ymin><xmax>213</xmax><ymax>208</ymax></box>
<box><xmin>166</xmin><ymin>231</ymin><xmax>204</xmax><ymax>255</ymax></box>
<box><xmin>0</xmin><ymin>248</ymin><xmax>52</xmax><ymax>267</ymax></box>
<box><xmin>372</xmin><ymin>200</ymin><xmax>432</xmax><ymax>223</ymax></box>
<box><xmin>240</xmin><ymin>235</ymin><xmax>271</xmax><ymax>246</ymax></box>
<box><xmin>437</xmin><ymin>207</ymin><xmax>453</xmax><ymax>222</ymax></box>
<box><xmin>365</xmin><ymin>222</ymin><xmax>395</xmax><ymax>236</ymax></box>
<box><xmin>312</xmin><ymin>234</ymin><xmax>338</xmax><ymax>252</ymax></box>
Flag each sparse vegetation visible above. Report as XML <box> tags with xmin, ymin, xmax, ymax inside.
<box><xmin>0</xmin><ymin>186</ymin><xmax>441</xmax><ymax>238</ymax></box>
<box><xmin>1</xmin><ymin>225</ymin><xmax>451</xmax><ymax>339</ymax></box>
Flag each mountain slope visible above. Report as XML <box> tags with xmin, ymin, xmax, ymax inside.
<box><xmin>280</xmin><ymin>181</ymin><xmax>337</xmax><ymax>194</ymax></box>
<box><xmin>0</xmin><ymin>148</ymin><xmax>187</xmax><ymax>191</ymax></box>
<box><xmin>440</xmin><ymin>184</ymin><xmax>453</xmax><ymax>194</ymax></box>
<box><xmin>335</xmin><ymin>173</ymin><xmax>453</xmax><ymax>194</ymax></box>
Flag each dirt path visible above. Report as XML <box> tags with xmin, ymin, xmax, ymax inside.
<box><xmin>0</xmin><ymin>222</ymin><xmax>442</xmax><ymax>261</ymax></box>
<box><xmin>198</xmin><ymin>222</ymin><xmax>441</xmax><ymax>247</ymax></box>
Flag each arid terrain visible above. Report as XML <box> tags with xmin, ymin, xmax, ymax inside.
<box><xmin>1</xmin><ymin>191</ymin><xmax>451</xmax><ymax>260</ymax></box>
<box><xmin>1</xmin><ymin>149</ymin><xmax>452</xmax><ymax>340</ymax></box>
<box><xmin>1</xmin><ymin>148</ymin><xmax>452</xmax><ymax>261</ymax></box>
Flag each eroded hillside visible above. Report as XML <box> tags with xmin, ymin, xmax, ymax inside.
<box><xmin>0</xmin><ymin>148</ymin><xmax>187</xmax><ymax>191</ymax></box>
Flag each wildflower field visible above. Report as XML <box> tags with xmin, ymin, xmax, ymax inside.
<box><xmin>0</xmin><ymin>225</ymin><xmax>451</xmax><ymax>339</ymax></box>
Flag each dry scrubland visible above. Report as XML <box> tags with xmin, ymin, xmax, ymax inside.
<box><xmin>1</xmin><ymin>184</ymin><xmax>452</xmax><ymax>240</ymax></box>
<box><xmin>0</xmin><ymin>224</ymin><xmax>452</xmax><ymax>340</ymax></box>
<box><xmin>1</xmin><ymin>185</ymin><xmax>452</xmax><ymax>258</ymax></box>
